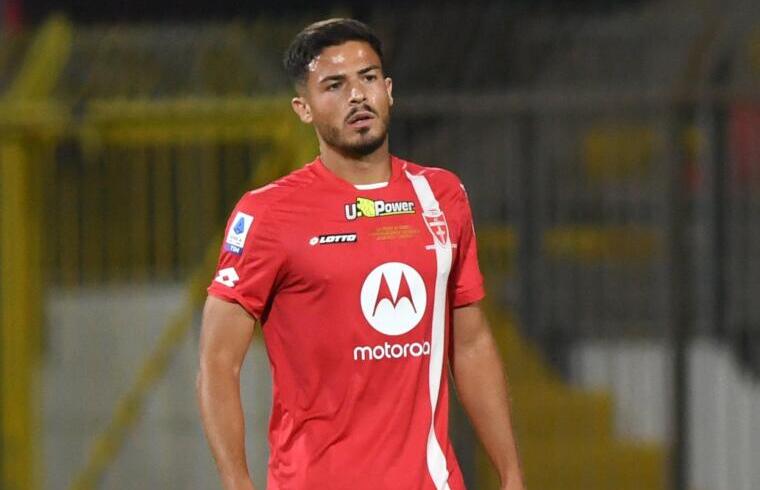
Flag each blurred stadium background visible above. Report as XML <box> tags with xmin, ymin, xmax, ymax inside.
<box><xmin>2</xmin><ymin>0</ymin><xmax>760</xmax><ymax>489</ymax></box>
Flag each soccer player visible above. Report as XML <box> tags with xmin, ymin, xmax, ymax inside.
<box><xmin>196</xmin><ymin>18</ymin><xmax>526</xmax><ymax>490</ymax></box>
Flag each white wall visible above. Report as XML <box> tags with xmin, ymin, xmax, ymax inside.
<box><xmin>570</xmin><ymin>338</ymin><xmax>760</xmax><ymax>490</ymax></box>
<box><xmin>688</xmin><ymin>341</ymin><xmax>760</xmax><ymax>490</ymax></box>
<box><xmin>569</xmin><ymin>339</ymin><xmax>673</xmax><ymax>443</ymax></box>
<box><xmin>44</xmin><ymin>285</ymin><xmax>273</xmax><ymax>490</ymax></box>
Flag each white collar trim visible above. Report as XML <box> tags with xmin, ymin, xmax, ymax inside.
<box><xmin>354</xmin><ymin>182</ymin><xmax>388</xmax><ymax>190</ymax></box>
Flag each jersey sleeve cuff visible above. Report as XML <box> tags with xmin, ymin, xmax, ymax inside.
<box><xmin>452</xmin><ymin>283</ymin><xmax>486</xmax><ymax>308</ymax></box>
<box><xmin>207</xmin><ymin>285</ymin><xmax>260</xmax><ymax>321</ymax></box>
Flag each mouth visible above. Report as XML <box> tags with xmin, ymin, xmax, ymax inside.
<box><xmin>346</xmin><ymin>110</ymin><xmax>376</xmax><ymax>127</ymax></box>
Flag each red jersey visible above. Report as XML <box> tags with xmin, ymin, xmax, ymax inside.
<box><xmin>208</xmin><ymin>155</ymin><xmax>485</xmax><ymax>490</ymax></box>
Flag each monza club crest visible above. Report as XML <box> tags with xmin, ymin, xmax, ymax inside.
<box><xmin>422</xmin><ymin>209</ymin><xmax>450</xmax><ymax>247</ymax></box>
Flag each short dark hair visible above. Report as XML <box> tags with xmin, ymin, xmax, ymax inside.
<box><xmin>283</xmin><ymin>18</ymin><xmax>385</xmax><ymax>86</ymax></box>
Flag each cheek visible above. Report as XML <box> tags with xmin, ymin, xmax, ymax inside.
<box><xmin>311</xmin><ymin>100</ymin><xmax>342</xmax><ymax>125</ymax></box>
<box><xmin>370</xmin><ymin>91</ymin><xmax>390</xmax><ymax>113</ymax></box>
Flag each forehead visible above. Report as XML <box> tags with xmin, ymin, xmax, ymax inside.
<box><xmin>307</xmin><ymin>40</ymin><xmax>381</xmax><ymax>79</ymax></box>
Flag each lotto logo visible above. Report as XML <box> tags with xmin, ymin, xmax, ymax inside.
<box><xmin>214</xmin><ymin>267</ymin><xmax>239</xmax><ymax>288</ymax></box>
<box><xmin>309</xmin><ymin>233</ymin><xmax>358</xmax><ymax>246</ymax></box>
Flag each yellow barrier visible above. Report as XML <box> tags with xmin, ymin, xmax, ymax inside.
<box><xmin>543</xmin><ymin>225</ymin><xmax>662</xmax><ymax>262</ymax></box>
<box><xmin>36</xmin><ymin>96</ymin><xmax>314</xmax><ymax>285</ymax></box>
<box><xmin>5</xmin><ymin>15</ymin><xmax>72</xmax><ymax>100</ymax></box>
<box><xmin>0</xmin><ymin>142</ymin><xmax>38</xmax><ymax>490</ymax></box>
<box><xmin>1</xmin><ymin>16</ymin><xmax>73</xmax><ymax>490</ymax></box>
<box><xmin>68</xmin><ymin>100</ymin><xmax>316</xmax><ymax>489</ymax></box>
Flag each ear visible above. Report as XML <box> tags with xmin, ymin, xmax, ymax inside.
<box><xmin>385</xmin><ymin>77</ymin><xmax>394</xmax><ymax>106</ymax></box>
<box><xmin>291</xmin><ymin>96</ymin><xmax>313</xmax><ymax>124</ymax></box>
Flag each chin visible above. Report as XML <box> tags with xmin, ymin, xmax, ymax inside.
<box><xmin>339</xmin><ymin>135</ymin><xmax>383</xmax><ymax>156</ymax></box>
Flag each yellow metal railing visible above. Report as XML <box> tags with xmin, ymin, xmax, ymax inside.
<box><xmin>0</xmin><ymin>16</ymin><xmax>73</xmax><ymax>490</ymax></box>
<box><xmin>39</xmin><ymin>97</ymin><xmax>315</xmax><ymax>285</ymax></box>
<box><xmin>66</xmin><ymin>98</ymin><xmax>316</xmax><ymax>489</ymax></box>
<box><xmin>0</xmin><ymin>142</ymin><xmax>42</xmax><ymax>490</ymax></box>
<box><xmin>5</xmin><ymin>16</ymin><xmax>72</xmax><ymax>100</ymax></box>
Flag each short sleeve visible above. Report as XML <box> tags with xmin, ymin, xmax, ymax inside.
<box><xmin>450</xmin><ymin>183</ymin><xmax>485</xmax><ymax>307</ymax></box>
<box><xmin>207</xmin><ymin>195</ymin><xmax>285</xmax><ymax>320</ymax></box>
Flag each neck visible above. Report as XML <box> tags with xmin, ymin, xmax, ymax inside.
<box><xmin>319</xmin><ymin>140</ymin><xmax>391</xmax><ymax>186</ymax></box>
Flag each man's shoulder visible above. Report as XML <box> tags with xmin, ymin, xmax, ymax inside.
<box><xmin>401</xmin><ymin>158</ymin><xmax>466</xmax><ymax>196</ymax></box>
<box><xmin>235</xmin><ymin>162</ymin><xmax>317</xmax><ymax>215</ymax></box>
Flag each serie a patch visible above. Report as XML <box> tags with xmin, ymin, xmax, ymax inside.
<box><xmin>224</xmin><ymin>212</ymin><xmax>254</xmax><ymax>254</ymax></box>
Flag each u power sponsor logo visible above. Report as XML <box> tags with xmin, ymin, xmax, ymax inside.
<box><xmin>345</xmin><ymin>197</ymin><xmax>415</xmax><ymax>221</ymax></box>
<box><xmin>309</xmin><ymin>233</ymin><xmax>357</xmax><ymax>246</ymax></box>
<box><xmin>354</xmin><ymin>262</ymin><xmax>429</xmax><ymax>361</ymax></box>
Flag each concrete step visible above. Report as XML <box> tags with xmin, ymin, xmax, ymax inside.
<box><xmin>475</xmin><ymin>302</ymin><xmax>668</xmax><ymax>490</ymax></box>
<box><xmin>522</xmin><ymin>439</ymin><xmax>666</xmax><ymax>490</ymax></box>
<box><xmin>511</xmin><ymin>384</ymin><xmax>614</xmax><ymax>441</ymax></box>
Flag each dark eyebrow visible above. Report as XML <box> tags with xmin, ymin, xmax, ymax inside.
<box><xmin>318</xmin><ymin>73</ymin><xmax>346</xmax><ymax>84</ymax></box>
<box><xmin>358</xmin><ymin>65</ymin><xmax>381</xmax><ymax>75</ymax></box>
<box><xmin>318</xmin><ymin>65</ymin><xmax>381</xmax><ymax>84</ymax></box>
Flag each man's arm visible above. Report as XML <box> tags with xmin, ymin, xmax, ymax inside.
<box><xmin>196</xmin><ymin>295</ymin><xmax>258</xmax><ymax>490</ymax></box>
<box><xmin>451</xmin><ymin>302</ymin><xmax>526</xmax><ymax>490</ymax></box>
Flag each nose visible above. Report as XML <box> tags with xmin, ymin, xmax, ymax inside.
<box><xmin>349</xmin><ymin>85</ymin><xmax>366</xmax><ymax>104</ymax></box>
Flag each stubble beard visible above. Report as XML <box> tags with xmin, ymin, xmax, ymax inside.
<box><xmin>319</xmin><ymin>115</ymin><xmax>390</xmax><ymax>158</ymax></box>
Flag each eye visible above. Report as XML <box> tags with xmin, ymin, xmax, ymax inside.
<box><xmin>326</xmin><ymin>82</ymin><xmax>341</xmax><ymax>91</ymax></box>
<box><xmin>364</xmin><ymin>74</ymin><xmax>377</xmax><ymax>82</ymax></box>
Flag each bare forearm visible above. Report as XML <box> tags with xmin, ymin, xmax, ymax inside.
<box><xmin>453</xmin><ymin>328</ymin><xmax>525</xmax><ymax>490</ymax></box>
<box><xmin>196</xmin><ymin>364</ymin><xmax>256</xmax><ymax>490</ymax></box>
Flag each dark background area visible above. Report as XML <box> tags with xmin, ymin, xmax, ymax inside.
<box><xmin>19</xmin><ymin>0</ymin><xmax>646</xmax><ymax>24</ymax></box>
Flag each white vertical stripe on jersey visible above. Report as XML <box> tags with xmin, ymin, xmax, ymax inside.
<box><xmin>405</xmin><ymin>169</ymin><xmax>453</xmax><ymax>490</ymax></box>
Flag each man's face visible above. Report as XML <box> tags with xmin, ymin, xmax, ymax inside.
<box><xmin>292</xmin><ymin>40</ymin><xmax>393</xmax><ymax>157</ymax></box>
